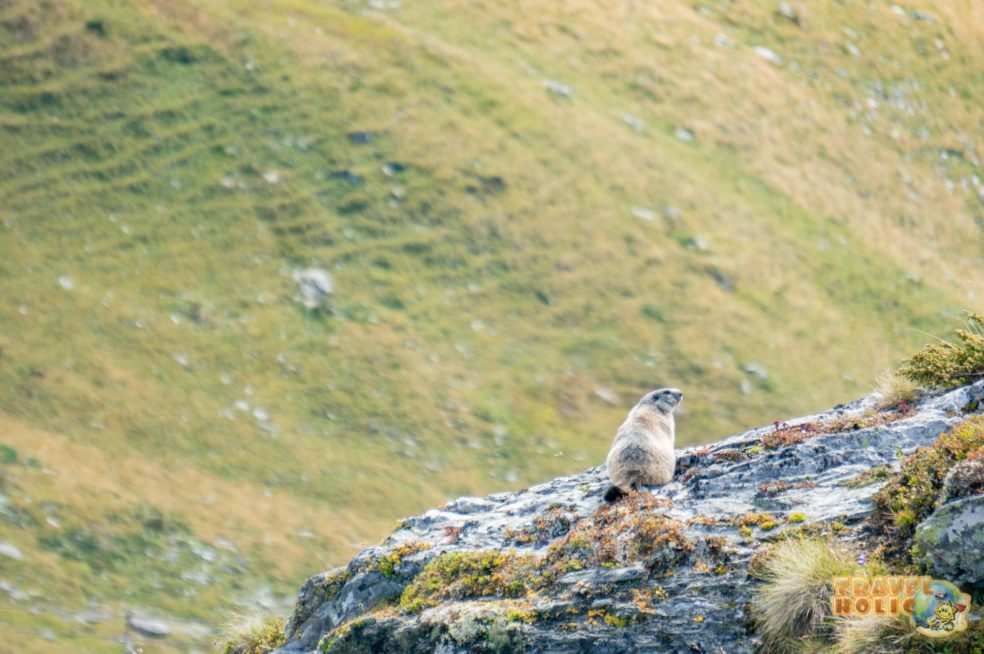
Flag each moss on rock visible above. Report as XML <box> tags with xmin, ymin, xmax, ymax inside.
<box><xmin>869</xmin><ymin>415</ymin><xmax>984</xmax><ymax>565</ymax></box>
<box><xmin>286</xmin><ymin>568</ymin><xmax>352</xmax><ymax>636</ymax></box>
<box><xmin>399</xmin><ymin>551</ymin><xmax>537</xmax><ymax>612</ymax></box>
<box><xmin>397</xmin><ymin>493</ymin><xmax>692</xmax><ymax>614</ymax></box>
<box><xmin>366</xmin><ymin>541</ymin><xmax>431</xmax><ymax>579</ymax></box>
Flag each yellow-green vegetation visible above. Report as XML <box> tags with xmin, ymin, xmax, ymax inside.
<box><xmin>840</xmin><ymin>464</ymin><xmax>893</xmax><ymax>488</ymax></box>
<box><xmin>787</xmin><ymin>512</ymin><xmax>806</xmax><ymax>524</ymax></box>
<box><xmin>400</xmin><ymin>493</ymin><xmax>691</xmax><ymax>613</ymax></box>
<box><xmin>2</xmin><ymin>0</ymin><xmax>984</xmax><ymax>650</ymax></box>
<box><xmin>317</xmin><ymin>615</ymin><xmax>374</xmax><ymax>654</ymax></box>
<box><xmin>399</xmin><ymin>551</ymin><xmax>537</xmax><ymax>613</ymax></box>
<box><xmin>218</xmin><ymin>615</ymin><xmax>287</xmax><ymax>654</ymax></box>
<box><xmin>366</xmin><ymin>541</ymin><xmax>431</xmax><ymax>579</ymax></box>
<box><xmin>734</xmin><ymin>512</ymin><xmax>778</xmax><ymax>529</ymax></box>
<box><xmin>899</xmin><ymin>313</ymin><xmax>984</xmax><ymax>388</ymax></box>
<box><xmin>782</xmin><ymin>519</ymin><xmax>853</xmax><ymax>544</ymax></box>
<box><xmin>869</xmin><ymin>415</ymin><xmax>984</xmax><ymax>563</ymax></box>
<box><xmin>505</xmin><ymin>606</ymin><xmax>535</xmax><ymax>624</ymax></box>
<box><xmin>602</xmin><ymin>612</ymin><xmax>633</xmax><ymax>628</ymax></box>
<box><xmin>628</xmin><ymin>585</ymin><xmax>669</xmax><ymax>611</ymax></box>
<box><xmin>587</xmin><ymin>608</ymin><xmax>635</xmax><ymax>628</ymax></box>
<box><xmin>751</xmin><ymin>538</ymin><xmax>881</xmax><ymax>653</ymax></box>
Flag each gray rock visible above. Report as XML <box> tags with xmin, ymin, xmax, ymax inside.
<box><xmin>593</xmin><ymin>386</ymin><xmax>620</xmax><ymax>405</ymax></box>
<box><xmin>444</xmin><ymin>497</ymin><xmax>495</xmax><ymax>514</ymax></box>
<box><xmin>940</xmin><ymin>456</ymin><xmax>984</xmax><ymax>504</ymax></box>
<box><xmin>557</xmin><ymin>565</ymin><xmax>646</xmax><ymax>586</ymax></box>
<box><xmin>277</xmin><ymin>382</ymin><xmax>984</xmax><ymax>654</ymax></box>
<box><xmin>127</xmin><ymin>615</ymin><xmax>172</xmax><ymax>638</ymax></box>
<box><xmin>543</xmin><ymin>79</ymin><xmax>573</xmax><ymax>99</ymax></box>
<box><xmin>714</xmin><ymin>33</ymin><xmax>735</xmax><ymax>49</ymax></box>
<box><xmin>622</xmin><ymin>113</ymin><xmax>645</xmax><ymax>133</ymax></box>
<box><xmin>777</xmin><ymin>2</ymin><xmax>799</xmax><ymax>24</ymax></box>
<box><xmin>348</xmin><ymin>131</ymin><xmax>374</xmax><ymax>145</ymax></box>
<box><xmin>915</xmin><ymin>495</ymin><xmax>984</xmax><ymax>588</ymax></box>
<box><xmin>674</xmin><ymin>127</ymin><xmax>695</xmax><ymax>142</ymax></box>
<box><xmin>742</xmin><ymin>362</ymin><xmax>768</xmax><ymax>380</ymax></box>
<box><xmin>630</xmin><ymin>206</ymin><xmax>657</xmax><ymax>222</ymax></box>
<box><xmin>0</xmin><ymin>580</ymin><xmax>28</xmax><ymax>601</ymax></box>
<box><xmin>292</xmin><ymin>268</ymin><xmax>334</xmax><ymax>310</ymax></box>
<box><xmin>754</xmin><ymin>46</ymin><xmax>783</xmax><ymax>66</ymax></box>
<box><xmin>0</xmin><ymin>542</ymin><xmax>23</xmax><ymax>561</ymax></box>
<box><xmin>75</xmin><ymin>610</ymin><xmax>111</xmax><ymax>626</ymax></box>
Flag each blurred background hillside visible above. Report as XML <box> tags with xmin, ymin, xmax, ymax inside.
<box><xmin>0</xmin><ymin>0</ymin><xmax>982</xmax><ymax>651</ymax></box>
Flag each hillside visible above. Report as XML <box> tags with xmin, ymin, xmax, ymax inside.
<box><xmin>0</xmin><ymin>0</ymin><xmax>983</xmax><ymax>651</ymax></box>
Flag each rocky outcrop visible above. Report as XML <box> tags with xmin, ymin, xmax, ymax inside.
<box><xmin>277</xmin><ymin>383</ymin><xmax>984</xmax><ymax>654</ymax></box>
<box><xmin>915</xmin><ymin>495</ymin><xmax>984</xmax><ymax>588</ymax></box>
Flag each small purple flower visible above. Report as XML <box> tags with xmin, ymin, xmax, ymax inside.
<box><xmin>857</xmin><ymin>554</ymin><xmax>867</xmax><ymax>566</ymax></box>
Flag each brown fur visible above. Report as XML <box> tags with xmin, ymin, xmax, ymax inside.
<box><xmin>604</xmin><ymin>388</ymin><xmax>682</xmax><ymax>502</ymax></box>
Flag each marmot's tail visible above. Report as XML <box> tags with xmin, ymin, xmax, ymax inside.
<box><xmin>604</xmin><ymin>485</ymin><xmax>629</xmax><ymax>503</ymax></box>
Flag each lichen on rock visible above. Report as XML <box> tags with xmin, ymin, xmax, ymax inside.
<box><xmin>914</xmin><ymin>495</ymin><xmax>984</xmax><ymax>588</ymax></box>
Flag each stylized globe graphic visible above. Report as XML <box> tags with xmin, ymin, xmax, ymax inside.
<box><xmin>911</xmin><ymin>580</ymin><xmax>964</xmax><ymax>628</ymax></box>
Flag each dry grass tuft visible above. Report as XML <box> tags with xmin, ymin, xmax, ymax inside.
<box><xmin>872</xmin><ymin>370</ymin><xmax>917</xmax><ymax>410</ymax></box>
<box><xmin>216</xmin><ymin>614</ymin><xmax>286</xmax><ymax>654</ymax></box>
<box><xmin>831</xmin><ymin>613</ymin><xmax>984</xmax><ymax>654</ymax></box>
<box><xmin>831</xmin><ymin>615</ymin><xmax>912</xmax><ymax>654</ymax></box>
<box><xmin>751</xmin><ymin>538</ymin><xmax>865</xmax><ymax>653</ymax></box>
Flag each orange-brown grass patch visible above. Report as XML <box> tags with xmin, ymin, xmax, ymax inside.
<box><xmin>762</xmin><ymin>408</ymin><xmax>915</xmax><ymax>450</ymax></box>
<box><xmin>541</xmin><ymin>493</ymin><xmax>689</xmax><ymax>575</ymax></box>
<box><xmin>686</xmin><ymin>514</ymin><xmax>719</xmax><ymax>527</ymax></box>
<box><xmin>757</xmin><ymin>479</ymin><xmax>816</xmax><ymax>497</ymax></box>
<box><xmin>757</xmin><ymin>480</ymin><xmax>792</xmax><ymax>496</ymax></box>
<box><xmin>714</xmin><ymin>449</ymin><xmax>749</xmax><ymax>463</ymax></box>
<box><xmin>503</xmin><ymin>506</ymin><xmax>577</xmax><ymax>546</ymax></box>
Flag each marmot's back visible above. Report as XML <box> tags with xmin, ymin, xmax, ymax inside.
<box><xmin>604</xmin><ymin>388</ymin><xmax>681</xmax><ymax>502</ymax></box>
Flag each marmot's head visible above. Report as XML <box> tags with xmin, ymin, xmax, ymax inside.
<box><xmin>639</xmin><ymin>388</ymin><xmax>683</xmax><ymax>414</ymax></box>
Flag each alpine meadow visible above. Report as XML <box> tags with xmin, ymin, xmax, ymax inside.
<box><xmin>0</xmin><ymin>1</ymin><xmax>983</xmax><ymax>652</ymax></box>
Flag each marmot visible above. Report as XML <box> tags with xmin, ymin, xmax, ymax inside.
<box><xmin>604</xmin><ymin>388</ymin><xmax>682</xmax><ymax>502</ymax></box>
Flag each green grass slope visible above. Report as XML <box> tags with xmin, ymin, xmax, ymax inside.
<box><xmin>0</xmin><ymin>0</ymin><xmax>982</xmax><ymax>650</ymax></box>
